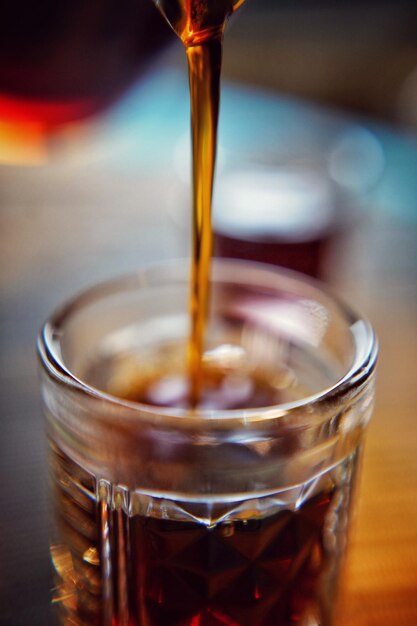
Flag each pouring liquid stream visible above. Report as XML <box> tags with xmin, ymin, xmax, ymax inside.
<box><xmin>154</xmin><ymin>0</ymin><xmax>246</xmax><ymax>407</ymax></box>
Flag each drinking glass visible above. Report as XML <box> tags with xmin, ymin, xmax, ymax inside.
<box><xmin>38</xmin><ymin>259</ymin><xmax>377</xmax><ymax>626</ymax></box>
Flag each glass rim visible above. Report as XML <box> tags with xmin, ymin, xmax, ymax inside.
<box><xmin>38</xmin><ymin>259</ymin><xmax>378</xmax><ymax>422</ymax></box>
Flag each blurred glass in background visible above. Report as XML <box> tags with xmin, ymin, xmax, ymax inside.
<box><xmin>0</xmin><ymin>0</ymin><xmax>170</xmax><ymax>163</ymax></box>
<box><xmin>213</xmin><ymin>123</ymin><xmax>385</xmax><ymax>279</ymax></box>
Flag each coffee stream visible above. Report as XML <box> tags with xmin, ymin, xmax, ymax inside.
<box><xmin>154</xmin><ymin>0</ymin><xmax>246</xmax><ymax>406</ymax></box>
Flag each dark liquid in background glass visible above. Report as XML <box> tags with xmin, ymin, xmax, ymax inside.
<box><xmin>215</xmin><ymin>230</ymin><xmax>334</xmax><ymax>279</ymax></box>
<box><xmin>213</xmin><ymin>169</ymin><xmax>343</xmax><ymax>280</ymax></box>
<box><xmin>0</xmin><ymin>0</ymin><xmax>171</xmax><ymax>127</ymax></box>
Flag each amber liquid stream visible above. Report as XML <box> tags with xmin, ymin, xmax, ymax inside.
<box><xmin>154</xmin><ymin>0</ymin><xmax>245</xmax><ymax>406</ymax></box>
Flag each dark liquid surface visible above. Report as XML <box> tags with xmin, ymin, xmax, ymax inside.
<box><xmin>83</xmin><ymin>309</ymin><xmax>337</xmax><ymax>410</ymax></box>
<box><xmin>104</xmin><ymin>350</ymin><xmax>297</xmax><ymax>411</ymax></box>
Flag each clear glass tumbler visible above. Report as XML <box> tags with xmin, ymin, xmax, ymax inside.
<box><xmin>38</xmin><ymin>260</ymin><xmax>377</xmax><ymax>626</ymax></box>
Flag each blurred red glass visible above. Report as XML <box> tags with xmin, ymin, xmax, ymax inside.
<box><xmin>0</xmin><ymin>0</ymin><xmax>170</xmax><ymax>161</ymax></box>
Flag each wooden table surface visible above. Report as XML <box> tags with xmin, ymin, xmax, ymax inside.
<box><xmin>335</xmin><ymin>225</ymin><xmax>417</xmax><ymax>625</ymax></box>
<box><xmin>0</xmin><ymin>77</ymin><xmax>416</xmax><ymax>625</ymax></box>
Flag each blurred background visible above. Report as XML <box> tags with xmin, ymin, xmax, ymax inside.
<box><xmin>0</xmin><ymin>0</ymin><xmax>416</xmax><ymax>624</ymax></box>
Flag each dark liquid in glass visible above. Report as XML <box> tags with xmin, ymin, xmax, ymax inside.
<box><xmin>51</xmin><ymin>440</ymin><xmax>336</xmax><ymax>626</ymax></box>
<box><xmin>214</xmin><ymin>230</ymin><xmax>334</xmax><ymax>280</ymax></box>
<box><xmin>50</xmin><ymin>359</ymin><xmax>343</xmax><ymax>626</ymax></box>
<box><xmin>128</xmin><ymin>491</ymin><xmax>333</xmax><ymax>626</ymax></box>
